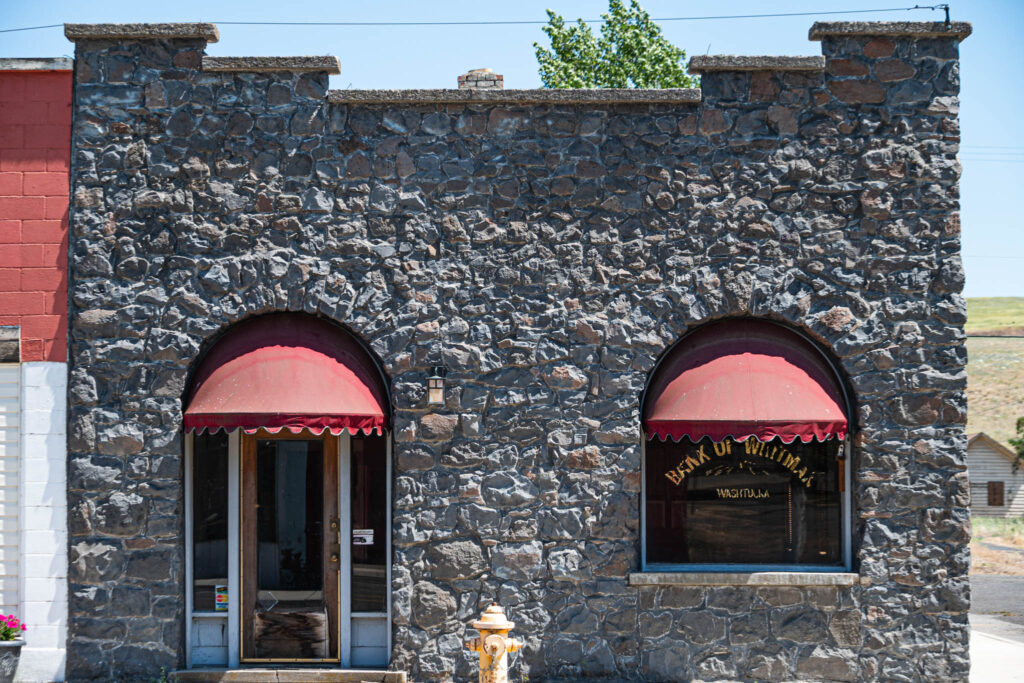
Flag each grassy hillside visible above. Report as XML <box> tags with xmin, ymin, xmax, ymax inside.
<box><xmin>967</xmin><ymin>336</ymin><xmax>1024</xmax><ymax>448</ymax></box>
<box><xmin>966</xmin><ymin>297</ymin><xmax>1024</xmax><ymax>335</ymax></box>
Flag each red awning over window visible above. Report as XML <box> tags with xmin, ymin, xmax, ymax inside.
<box><xmin>644</xmin><ymin>320</ymin><xmax>848</xmax><ymax>444</ymax></box>
<box><xmin>184</xmin><ymin>314</ymin><xmax>389</xmax><ymax>436</ymax></box>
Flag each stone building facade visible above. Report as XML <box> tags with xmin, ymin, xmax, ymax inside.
<box><xmin>64</xmin><ymin>21</ymin><xmax>970</xmax><ymax>681</ymax></box>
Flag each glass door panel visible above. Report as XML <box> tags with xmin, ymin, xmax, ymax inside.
<box><xmin>351</xmin><ymin>433</ymin><xmax>388</xmax><ymax>613</ymax></box>
<box><xmin>242</xmin><ymin>433</ymin><xmax>339</xmax><ymax>662</ymax></box>
<box><xmin>192</xmin><ymin>431</ymin><xmax>228</xmax><ymax>612</ymax></box>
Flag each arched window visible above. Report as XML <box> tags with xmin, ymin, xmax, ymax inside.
<box><xmin>642</xmin><ymin>319</ymin><xmax>852</xmax><ymax>570</ymax></box>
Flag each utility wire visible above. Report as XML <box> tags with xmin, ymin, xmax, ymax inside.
<box><xmin>0</xmin><ymin>24</ymin><xmax>61</xmax><ymax>34</ymax></box>
<box><xmin>0</xmin><ymin>5</ymin><xmax>947</xmax><ymax>33</ymax></box>
<box><xmin>213</xmin><ymin>6</ymin><xmax>945</xmax><ymax>26</ymax></box>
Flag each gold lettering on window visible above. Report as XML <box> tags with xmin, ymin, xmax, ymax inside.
<box><xmin>712</xmin><ymin>440</ymin><xmax>732</xmax><ymax>457</ymax></box>
<box><xmin>663</xmin><ymin>438</ymin><xmax>815</xmax><ymax>488</ymax></box>
<box><xmin>715</xmin><ymin>487</ymin><xmax>771</xmax><ymax>499</ymax></box>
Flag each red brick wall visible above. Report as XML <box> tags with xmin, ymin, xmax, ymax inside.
<box><xmin>0</xmin><ymin>70</ymin><xmax>70</xmax><ymax>362</ymax></box>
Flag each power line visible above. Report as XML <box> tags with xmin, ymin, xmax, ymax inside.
<box><xmin>0</xmin><ymin>23</ymin><xmax>61</xmax><ymax>34</ymax></box>
<box><xmin>214</xmin><ymin>6</ymin><xmax>945</xmax><ymax>26</ymax></box>
<box><xmin>0</xmin><ymin>5</ymin><xmax>947</xmax><ymax>33</ymax></box>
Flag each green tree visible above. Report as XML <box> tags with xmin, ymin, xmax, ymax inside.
<box><xmin>534</xmin><ymin>0</ymin><xmax>698</xmax><ymax>89</ymax></box>
<box><xmin>1012</xmin><ymin>417</ymin><xmax>1024</xmax><ymax>472</ymax></box>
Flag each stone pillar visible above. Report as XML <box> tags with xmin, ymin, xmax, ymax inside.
<box><xmin>62</xmin><ymin>21</ymin><xmax>347</xmax><ymax>680</ymax></box>
<box><xmin>809</xmin><ymin>20</ymin><xmax>973</xmax><ymax>683</ymax></box>
<box><xmin>63</xmin><ymin>22</ymin><xmax>220</xmax><ymax>681</ymax></box>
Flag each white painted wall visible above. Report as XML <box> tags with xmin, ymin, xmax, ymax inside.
<box><xmin>17</xmin><ymin>362</ymin><xmax>67</xmax><ymax>682</ymax></box>
<box><xmin>0</xmin><ymin>365</ymin><xmax>20</xmax><ymax>616</ymax></box>
<box><xmin>352</xmin><ymin>615</ymin><xmax>388</xmax><ymax>667</ymax></box>
<box><xmin>190</xmin><ymin>616</ymin><xmax>228</xmax><ymax>666</ymax></box>
<box><xmin>968</xmin><ymin>437</ymin><xmax>1024</xmax><ymax>518</ymax></box>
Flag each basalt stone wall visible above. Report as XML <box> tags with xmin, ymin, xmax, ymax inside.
<box><xmin>66</xmin><ymin>21</ymin><xmax>970</xmax><ymax>682</ymax></box>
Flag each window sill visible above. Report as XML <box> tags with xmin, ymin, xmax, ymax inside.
<box><xmin>628</xmin><ymin>571</ymin><xmax>861</xmax><ymax>587</ymax></box>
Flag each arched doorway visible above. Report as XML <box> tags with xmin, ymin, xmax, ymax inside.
<box><xmin>182</xmin><ymin>313</ymin><xmax>392</xmax><ymax>668</ymax></box>
<box><xmin>640</xmin><ymin>318</ymin><xmax>854</xmax><ymax>571</ymax></box>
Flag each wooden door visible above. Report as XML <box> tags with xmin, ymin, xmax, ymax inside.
<box><xmin>241</xmin><ymin>431</ymin><xmax>340</xmax><ymax>662</ymax></box>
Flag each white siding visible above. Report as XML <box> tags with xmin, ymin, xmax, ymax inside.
<box><xmin>17</xmin><ymin>362</ymin><xmax>67</xmax><ymax>682</ymax></box>
<box><xmin>0</xmin><ymin>365</ymin><xmax>19</xmax><ymax>615</ymax></box>
<box><xmin>967</xmin><ymin>438</ymin><xmax>1024</xmax><ymax>517</ymax></box>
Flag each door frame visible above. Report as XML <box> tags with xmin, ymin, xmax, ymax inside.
<box><xmin>185</xmin><ymin>429</ymin><xmax>390</xmax><ymax>669</ymax></box>
<box><xmin>239</xmin><ymin>429</ymin><xmax>341</xmax><ymax>664</ymax></box>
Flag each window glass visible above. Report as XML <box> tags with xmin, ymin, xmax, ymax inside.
<box><xmin>645</xmin><ymin>436</ymin><xmax>842</xmax><ymax>566</ymax></box>
<box><xmin>351</xmin><ymin>433</ymin><xmax>387</xmax><ymax>612</ymax></box>
<box><xmin>193</xmin><ymin>431</ymin><xmax>228</xmax><ymax>611</ymax></box>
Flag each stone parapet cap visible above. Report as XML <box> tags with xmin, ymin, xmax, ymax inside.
<box><xmin>688</xmin><ymin>55</ymin><xmax>825</xmax><ymax>73</ymax></box>
<box><xmin>327</xmin><ymin>88</ymin><xmax>701</xmax><ymax>105</ymax></box>
<box><xmin>64</xmin><ymin>23</ymin><xmax>220</xmax><ymax>42</ymax></box>
<box><xmin>203</xmin><ymin>56</ymin><xmax>341</xmax><ymax>74</ymax></box>
<box><xmin>809</xmin><ymin>21</ymin><xmax>972</xmax><ymax>42</ymax></box>
<box><xmin>629</xmin><ymin>572</ymin><xmax>862</xmax><ymax>587</ymax></box>
<box><xmin>0</xmin><ymin>58</ymin><xmax>73</xmax><ymax>71</ymax></box>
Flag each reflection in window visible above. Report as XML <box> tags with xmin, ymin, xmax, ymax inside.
<box><xmin>193</xmin><ymin>432</ymin><xmax>228</xmax><ymax>611</ymax></box>
<box><xmin>256</xmin><ymin>439</ymin><xmax>325</xmax><ymax>594</ymax></box>
<box><xmin>645</xmin><ymin>437</ymin><xmax>842</xmax><ymax>566</ymax></box>
<box><xmin>351</xmin><ymin>433</ymin><xmax>387</xmax><ymax>612</ymax></box>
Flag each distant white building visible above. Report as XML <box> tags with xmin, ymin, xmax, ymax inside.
<box><xmin>968</xmin><ymin>432</ymin><xmax>1024</xmax><ymax>517</ymax></box>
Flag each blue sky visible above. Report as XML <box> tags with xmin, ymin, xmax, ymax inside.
<box><xmin>2</xmin><ymin>0</ymin><xmax>1020</xmax><ymax>298</ymax></box>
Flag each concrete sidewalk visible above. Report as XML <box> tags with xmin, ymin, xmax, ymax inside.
<box><xmin>972</xmin><ymin>615</ymin><xmax>1024</xmax><ymax>682</ymax></box>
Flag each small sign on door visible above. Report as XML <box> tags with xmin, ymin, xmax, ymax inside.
<box><xmin>353</xmin><ymin>529</ymin><xmax>374</xmax><ymax>546</ymax></box>
<box><xmin>215</xmin><ymin>585</ymin><xmax>228</xmax><ymax>611</ymax></box>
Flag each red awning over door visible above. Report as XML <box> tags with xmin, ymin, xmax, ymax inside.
<box><xmin>644</xmin><ymin>320</ymin><xmax>848</xmax><ymax>443</ymax></box>
<box><xmin>184</xmin><ymin>313</ymin><xmax>389</xmax><ymax>436</ymax></box>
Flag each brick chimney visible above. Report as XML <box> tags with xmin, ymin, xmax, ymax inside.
<box><xmin>458</xmin><ymin>68</ymin><xmax>503</xmax><ymax>90</ymax></box>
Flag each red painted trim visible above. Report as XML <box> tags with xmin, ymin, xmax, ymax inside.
<box><xmin>645</xmin><ymin>420</ymin><xmax>847</xmax><ymax>444</ymax></box>
<box><xmin>184</xmin><ymin>414</ymin><xmax>387</xmax><ymax>436</ymax></box>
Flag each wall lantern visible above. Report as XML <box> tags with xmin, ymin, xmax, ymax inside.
<box><xmin>427</xmin><ymin>366</ymin><xmax>448</xmax><ymax>406</ymax></box>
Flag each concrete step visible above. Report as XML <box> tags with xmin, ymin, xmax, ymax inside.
<box><xmin>170</xmin><ymin>669</ymin><xmax>406</xmax><ymax>683</ymax></box>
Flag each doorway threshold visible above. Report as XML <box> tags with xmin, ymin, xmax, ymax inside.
<box><xmin>170</xmin><ymin>669</ymin><xmax>406</xmax><ymax>683</ymax></box>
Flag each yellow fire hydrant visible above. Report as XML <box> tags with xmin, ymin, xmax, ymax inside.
<box><xmin>466</xmin><ymin>603</ymin><xmax>522</xmax><ymax>683</ymax></box>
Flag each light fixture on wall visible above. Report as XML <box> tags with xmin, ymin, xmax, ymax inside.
<box><xmin>426</xmin><ymin>366</ymin><xmax>448</xmax><ymax>406</ymax></box>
